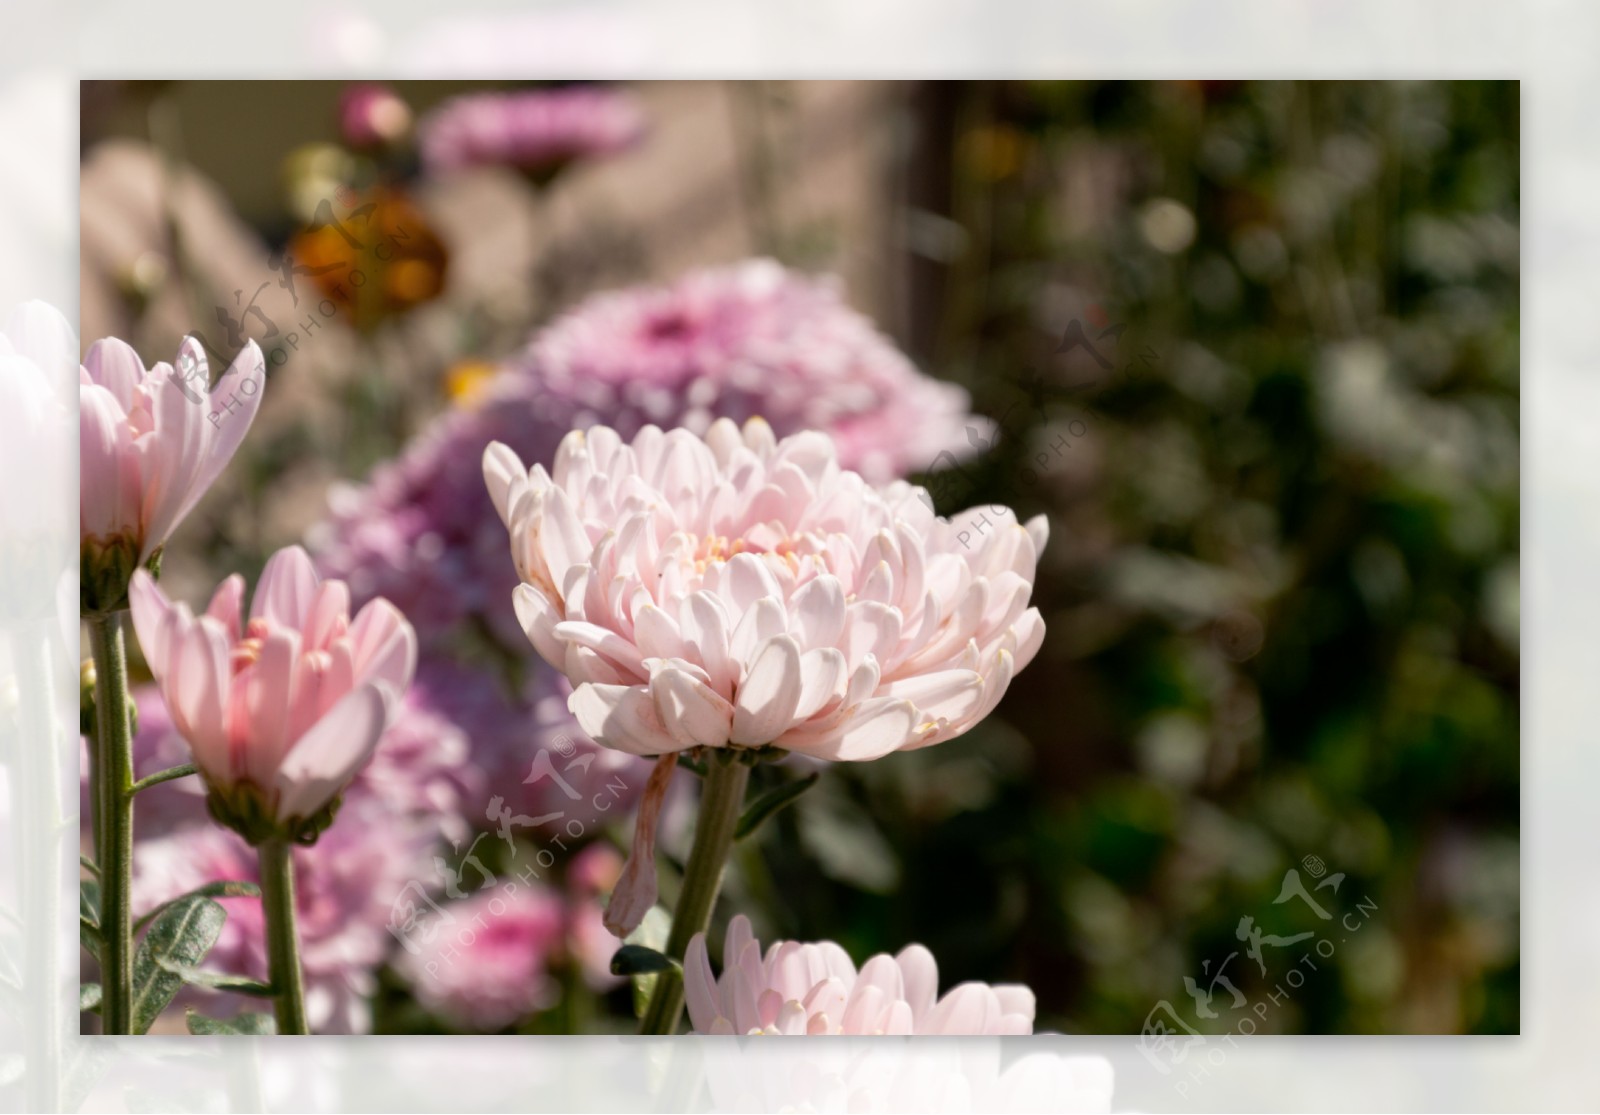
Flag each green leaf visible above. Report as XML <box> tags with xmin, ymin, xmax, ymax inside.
<box><xmin>80</xmin><ymin>855</ymin><xmax>101</xmax><ymax>878</ymax></box>
<box><xmin>79</xmin><ymin>879</ymin><xmax>101</xmax><ymax>959</ymax></box>
<box><xmin>79</xmin><ymin>919</ymin><xmax>101</xmax><ymax>960</ymax></box>
<box><xmin>609</xmin><ymin>944</ymin><xmax>678</xmax><ymax>976</ymax></box>
<box><xmin>130</xmin><ymin>896</ymin><xmax>226</xmax><ymax>1034</ymax></box>
<box><xmin>134</xmin><ymin>881</ymin><xmax>260</xmax><ymax>934</ymax></box>
<box><xmin>79</xmin><ymin>879</ymin><xmax>100</xmax><ymax>929</ymax></box>
<box><xmin>185</xmin><ymin>1009</ymin><xmax>276</xmax><ymax>1036</ymax></box>
<box><xmin>735</xmin><ymin>772</ymin><xmax>820</xmax><ymax>840</ymax></box>
<box><xmin>625</xmin><ymin>905</ymin><xmax>672</xmax><ymax>1020</ymax></box>
<box><xmin>676</xmin><ymin>754</ymin><xmax>708</xmax><ymax>778</ymax></box>
<box><xmin>80</xmin><ymin>983</ymin><xmax>102</xmax><ymax>1013</ymax></box>
<box><xmin>155</xmin><ymin>957</ymin><xmax>273</xmax><ymax>997</ymax></box>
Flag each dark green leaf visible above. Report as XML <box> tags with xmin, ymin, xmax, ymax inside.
<box><xmin>130</xmin><ymin>896</ymin><xmax>226</xmax><ymax>1034</ymax></box>
<box><xmin>625</xmin><ymin>905</ymin><xmax>671</xmax><ymax>1020</ymax></box>
<box><xmin>185</xmin><ymin>1009</ymin><xmax>276</xmax><ymax>1036</ymax></box>
<box><xmin>79</xmin><ymin>879</ymin><xmax>100</xmax><ymax>930</ymax></box>
<box><xmin>735</xmin><ymin>772</ymin><xmax>821</xmax><ymax>840</ymax></box>
<box><xmin>609</xmin><ymin>944</ymin><xmax>678</xmax><ymax>976</ymax></box>
<box><xmin>80</xmin><ymin>983</ymin><xmax>102</xmax><ymax>1013</ymax></box>
<box><xmin>156</xmin><ymin>957</ymin><xmax>273</xmax><ymax>997</ymax></box>
<box><xmin>79</xmin><ymin>879</ymin><xmax>101</xmax><ymax>958</ymax></box>
<box><xmin>134</xmin><ymin>881</ymin><xmax>260</xmax><ymax>934</ymax></box>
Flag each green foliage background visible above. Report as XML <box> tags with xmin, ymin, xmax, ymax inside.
<box><xmin>742</xmin><ymin>80</ymin><xmax>1519</xmax><ymax>1035</ymax></box>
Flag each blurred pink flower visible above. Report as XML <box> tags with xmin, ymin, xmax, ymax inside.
<box><xmin>685</xmin><ymin>915</ymin><xmax>1035</xmax><ymax>1035</ymax></box>
<box><xmin>339</xmin><ymin>83</ymin><xmax>412</xmax><ymax>150</ymax></box>
<box><xmin>515</xmin><ymin>259</ymin><xmax>981</xmax><ymax>485</ymax></box>
<box><xmin>133</xmin><ymin>795</ymin><xmax>436</xmax><ymax>1034</ymax></box>
<box><xmin>128</xmin><ymin>544</ymin><xmax>416</xmax><ymax>843</ymax></box>
<box><xmin>485</xmin><ymin>418</ymin><xmax>1046</xmax><ymax>759</ymax></box>
<box><xmin>418</xmin><ymin>86</ymin><xmax>644</xmax><ymax>176</ymax></box>
<box><xmin>393</xmin><ymin>884</ymin><xmax>566</xmax><ymax>1031</ymax></box>
<box><xmin>564</xmin><ymin>843</ymin><xmax>626</xmax><ymax>992</ymax></box>
<box><xmin>79</xmin><ymin>336</ymin><xmax>264</xmax><ymax>611</ymax></box>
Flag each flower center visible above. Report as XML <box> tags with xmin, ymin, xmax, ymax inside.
<box><xmin>229</xmin><ymin>617</ymin><xmax>275</xmax><ymax>675</ymax></box>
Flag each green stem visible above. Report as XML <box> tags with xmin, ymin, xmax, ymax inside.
<box><xmin>638</xmin><ymin>756</ymin><xmax>751</xmax><ymax>1035</ymax></box>
<box><xmin>258</xmin><ymin>838</ymin><xmax>309</xmax><ymax>1035</ymax></box>
<box><xmin>87</xmin><ymin>612</ymin><xmax>134</xmax><ymax>1035</ymax></box>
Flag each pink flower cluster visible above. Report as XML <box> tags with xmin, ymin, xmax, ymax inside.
<box><xmin>418</xmin><ymin>86</ymin><xmax>645</xmax><ymax>176</ymax></box>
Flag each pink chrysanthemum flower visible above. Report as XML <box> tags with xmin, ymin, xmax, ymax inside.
<box><xmin>418</xmin><ymin>86</ymin><xmax>644</xmax><ymax>176</ymax></box>
<box><xmin>485</xmin><ymin>418</ymin><xmax>1046</xmax><ymax>761</ymax></box>
<box><xmin>128</xmin><ymin>545</ymin><xmax>416</xmax><ymax>844</ymax></box>
<box><xmin>685</xmin><ymin>916</ymin><xmax>1035</xmax><ymax>1035</ymax></box>
<box><xmin>79</xmin><ymin>335</ymin><xmax>264</xmax><ymax>612</ymax></box>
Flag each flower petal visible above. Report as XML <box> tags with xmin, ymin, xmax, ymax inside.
<box><xmin>568</xmin><ymin>683</ymin><xmax>679</xmax><ymax>756</ymax></box>
<box><xmin>730</xmin><ymin>635</ymin><xmax>803</xmax><ymax>746</ymax></box>
<box><xmin>251</xmin><ymin>544</ymin><xmax>321</xmax><ymax>628</ymax></box>
<box><xmin>272</xmin><ymin>682</ymin><xmax>393</xmax><ymax>821</ymax></box>
<box><xmin>649</xmin><ymin>664</ymin><xmax>734</xmax><ymax>748</ymax></box>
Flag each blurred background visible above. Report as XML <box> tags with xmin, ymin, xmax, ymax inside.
<box><xmin>78</xmin><ymin>79</ymin><xmax>1519</xmax><ymax>1036</ymax></box>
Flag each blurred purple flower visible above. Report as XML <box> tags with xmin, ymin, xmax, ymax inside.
<box><xmin>311</xmin><ymin>394</ymin><xmax>571</xmax><ymax>650</ymax></box>
<box><xmin>392</xmin><ymin>883</ymin><xmax>566</xmax><ymax>1031</ymax></box>
<box><xmin>418</xmin><ymin>87</ymin><xmax>644</xmax><ymax>177</ymax></box>
<box><xmin>412</xmin><ymin>655</ymin><xmax>648</xmax><ymax>827</ymax></box>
